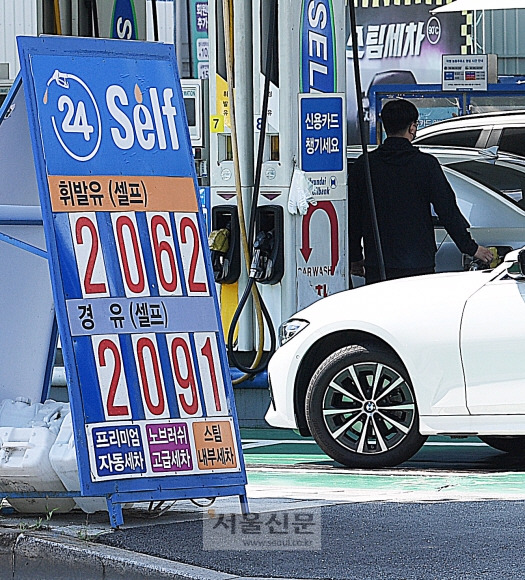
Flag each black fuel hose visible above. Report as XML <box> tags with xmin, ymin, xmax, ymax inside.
<box><xmin>225</xmin><ymin>0</ymin><xmax>278</xmax><ymax>380</ymax></box>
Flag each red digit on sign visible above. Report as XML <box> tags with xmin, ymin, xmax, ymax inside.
<box><xmin>97</xmin><ymin>339</ymin><xmax>129</xmax><ymax>416</ymax></box>
<box><xmin>171</xmin><ymin>336</ymin><xmax>199</xmax><ymax>415</ymax></box>
<box><xmin>151</xmin><ymin>214</ymin><xmax>178</xmax><ymax>293</ymax></box>
<box><xmin>76</xmin><ymin>216</ymin><xmax>107</xmax><ymax>294</ymax></box>
<box><xmin>201</xmin><ymin>337</ymin><xmax>222</xmax><ymax>412</ymax></box>
<box><xmin>137</xmin><ymin>337</ymin><xmax>165</xmax><ymax>416</ymax></box>
<box><xmin>180</xmin><ymin>217</ymin><xmax>207</xmax><ymax>293</ymax></box>
<box><xmin>116</xmin><ymin>215</ymin><xmax>145</xmax><ymax>294</ymax></box>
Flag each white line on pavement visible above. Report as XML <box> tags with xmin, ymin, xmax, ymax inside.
<box><xmin>242</xmin><ymin>439</ymin><xmax>488</xmax><ymax>449</ymax></box>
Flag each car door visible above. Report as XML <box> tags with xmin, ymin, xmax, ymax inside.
<box><xmin>461</xmin><ymin>269</ymin><xmax>525</xmax><ymax>414</ymax></box>
<box><xmin>435</xmin><ymin>167</ymin><xmax>525</xmax><ymax>272</ymax></box>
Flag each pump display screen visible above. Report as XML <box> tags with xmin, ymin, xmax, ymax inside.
<box><xmin>184</xmin><ymin>97</ymin><xmax>196</xmax><ymax>126</ymax></box>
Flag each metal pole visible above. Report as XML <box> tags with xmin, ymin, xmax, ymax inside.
<box><xmin>185</xmin><ymin>0</ymin><xmax>193</xmax><ymax>73</ymax></box>
<box><xmin>151</xmin><ymin>0</ymin><xmax>159</xmax><ymax>42</ymax></box>
<box><xmin>347</xmin><ymin>0</ymin><xmax>385</xmax><ymax>281</ymax></box>
<box><xmin>91</xmin><ymin>0</ymin><xmax>100</xmax><ymax>38</ymax></box>
<box><xmin>249</xmin><ymin>0</ymin><xmax>277</xmax><ymax>250</ymax></box>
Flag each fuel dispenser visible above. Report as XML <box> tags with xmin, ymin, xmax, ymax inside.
<box><xmin>209</xmin><ymin>0</ymin><xmax>256</xmax><ymax>362</ymax></box>
<box><xmin>210</xmin><ymin>205</ymin><xmax>241</xmax><ymax>283</ymax></box>
<box><xmin>252</xmin><ymin>0</ymin><xmax>349</xmax><ymax>319</ymax></box>
<box><xmin>252</xmin><ymin>205</ymin><xmax>284</xmax><ymax>285</ymax></box>
<box><xmin>180</xmin><ymin>77</ymin><xmax>211</xmax><ymax>233</ymax></box>
<box><xmin>208</xmin><ymin>0</ymin><xmax>349</xmax><ymax>379</ymax></box>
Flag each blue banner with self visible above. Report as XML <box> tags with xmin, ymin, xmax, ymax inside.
<box><xmin>17</xmin><ymin>36</ymin><xmax>247</xmax><ymax>526</ymax></box>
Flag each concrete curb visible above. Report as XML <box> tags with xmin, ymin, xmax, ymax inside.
<box><xmin>0</xmin><ymin>527</ymin><xmax>239</xmax><ymax>580</ymax></box>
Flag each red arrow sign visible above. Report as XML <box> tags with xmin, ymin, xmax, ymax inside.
<box><xmin>300</xmin><ymin>201</ymin><xmax>339</xmax><ymax>274</ymax></box>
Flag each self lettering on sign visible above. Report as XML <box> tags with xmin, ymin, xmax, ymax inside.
<box><xmin>106</xmin><ymin>85</ymin><xmax>180</xmax><ymax>151</ymax></box>
<box><xmin>301</xmin><ymin>0</ymin><xmax>336</xmax><ymax>93</ymax></box>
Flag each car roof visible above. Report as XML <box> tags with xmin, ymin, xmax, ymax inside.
<box><xmin>420</xmin><ymin>145</ymin><xmax>525</xmax><ymax>165</ymax></box>
<box><xmin>415</xmin><ymin>110</ymin><xmax>525</xmax><ymax>138</ymax></box>
<box><xmin>347</xmin><ymin>144</ymin><xmax>525</xmax><ymax>165</ymax></box>
<box><xmin>347</xmin><ymin>144</ymin><xmax>525</xmax><ymax>212</ymax></box>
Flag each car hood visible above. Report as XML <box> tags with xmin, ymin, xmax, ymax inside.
<box><xmin>292</xmin><ymin>269</ymin><xmax>499</xmax><ymax>333</ymax></box>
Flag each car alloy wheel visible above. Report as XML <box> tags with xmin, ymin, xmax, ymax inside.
<box><xmin>305</xmin><ymin>344</ymin><xmax>427</xmax><ymax>468</ymax></box>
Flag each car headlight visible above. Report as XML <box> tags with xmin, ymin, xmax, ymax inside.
<box><xmin>278</xmin><ymin>319</ymin><xmax>309</xmax><ymax>346</ymax></box>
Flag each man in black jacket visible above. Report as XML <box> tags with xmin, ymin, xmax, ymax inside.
<box><xmin>349</xmin><ymin>99</ymin><xmax>493</xmax><ymax>284</ymax></box>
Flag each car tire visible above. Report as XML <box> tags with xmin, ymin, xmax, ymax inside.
<box><xmin>479</xmin><ymin>436</ymin><xmax>525</xmax><ymax>454</ymax></box>
<box><xmin>305</xmin><ymin>344</ymin><xmax>427</xmax><ymax>468</ymax></box>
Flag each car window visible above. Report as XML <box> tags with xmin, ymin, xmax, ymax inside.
<box><xmin>447</xmin><ymin>160</ymin><xmax>525</xmax><ymax>206</ymax></box>
<box><xmin>416</xmin><ymin>129</ymin><xmax>482</xmax><ymax>148</ymax></box>
<box><xmin>443</xmin><ymin>168</ymin><xmax>525</xmax><ymax>228</ymax></box>
<box><xmin>498</xmin><ymin>128</ymin><xmax>525</xmax><ymax>157</ymax></box>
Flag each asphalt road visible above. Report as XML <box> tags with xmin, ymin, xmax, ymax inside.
<box><xmin>94</xmin><ymin>500</ymin><xmax>525</xmax><ymax>579</ymax></box>
<box><xmin>90</xmin><ymin>434</ymin><xmax>525</xmax><ymax>579</ymax></box>
<box><xmin>2</xmin><ymin>431</ymin><xmax>525</xmax><ymax>579</ymax></box>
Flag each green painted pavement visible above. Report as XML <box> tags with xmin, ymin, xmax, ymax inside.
<box><xmin>246</xmin><ymin>468</ymin><xmax>525</xmax><ymax>497</ymax></box>
<box><xmin>240</xmin><ymin>429</ymin><xmax>525</xmax><ymax>500</ymax></box>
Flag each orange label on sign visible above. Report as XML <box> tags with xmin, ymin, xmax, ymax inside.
<box><xmin>192</xmin><ymin>420</ymin><xmax>238</xmax><ymax>470</ymax></box>
<box><xmin>48</xmin><ymin>175</ymin><xmax>198</xmax><ymax>213</ymax></box>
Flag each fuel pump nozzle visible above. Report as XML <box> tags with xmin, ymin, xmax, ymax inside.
<box><xmin>464</xmin><ymin>246</ymin><xmax>511</xmax><ymax>271</ymax></box>
<box><xmin>250</xmin><ymin>231</ymin><xmax>275</xmax><ymax>281</ymax></box>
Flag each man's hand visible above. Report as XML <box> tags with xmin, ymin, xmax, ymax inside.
<box><xmin>351</xmin><ymin>260</ymin><xmax>365</xmax><ymax>277</ymax></box>
<box><xmin>474</xmin><ymin>245</ymin><xmax>494</xmax><ymax>264</ymax></box>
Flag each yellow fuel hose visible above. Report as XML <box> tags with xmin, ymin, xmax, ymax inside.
<box><xmin>222</xmin><ymin>0</ymin><xmax>265</xmax><ymax>384</ymax></box>
<box><xmin>54</xmin><ymin>0</ymin><xmax>62</xmax><ymax>35</ymax></box>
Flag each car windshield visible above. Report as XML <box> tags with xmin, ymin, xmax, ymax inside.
<box><xmin>446</xmin><ymin>160</ymin><xmax>525</xmax><ymax>209</ymax></box>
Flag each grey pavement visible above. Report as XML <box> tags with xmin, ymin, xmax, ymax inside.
<box><xmin>2</xmin><ymin>498</ymin><xmax>525</xmax><ymax>579</ymax></box>
<box><xmin>93</xmin><ymin>500</ymin><xmax>525</xmax><ymax>580</ymax></box>
<box><xmin>0</xmin><ymin>527</ymin><xmax>235</xmax><ymax>580</ymax></box>
<box><xmin>2</xmin><ymin>437</ymin><xmax>525</xmax><ymax>580</ymax></box>
<box><xmin>0</xmin><ymin>496</ymin><xmax>321</xmax><ymax>580</ymax></box>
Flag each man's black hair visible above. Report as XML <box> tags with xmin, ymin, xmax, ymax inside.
<box><xmin>380</xmin><ymin>99</ymin><xmax>419</xmax><ymax>136</ymax></box>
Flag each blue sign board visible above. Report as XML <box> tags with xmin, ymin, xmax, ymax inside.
<box><xmin>300</xmin><ymin>0</ymin><xmax>337</xmax><ymax>93</ymax></box>
<box><xmin>299</xmin><ymin>94</ymin><xmax>344</xmax><ymax>173</ymax></box>
<box><xmin>17</xmin><ymin>36</ymin><xmax>247</xmax><ymax>526</ymax></box>
<box><xmin>199</xmin><ymin>186</ymin><xmax>211</xmax><ymax>233</ymax></box>
<box><xmin>111</xmin><ymin>0</ymin><xmax>139</xmax><ymax>39</ymax></box>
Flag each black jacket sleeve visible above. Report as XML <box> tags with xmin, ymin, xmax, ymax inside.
<box><xmin>427</xmin><ymin>156</ymin><xmax>478</xmax><ymax>257</ymax></box>
<box><xmin>349</xmin><ymin>159</ymin><xmax>365</xmax><ymax>262</ymax></box>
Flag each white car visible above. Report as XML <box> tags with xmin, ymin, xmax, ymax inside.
<box><xmin>414</xmin><ymin>110</ymin><xmax>525</xmax><ymax>157</ymax></box>
<box><xmin>266</xmin><ymin>248</ymin><xmax>525</xmax><ymax>468</ymax></box>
